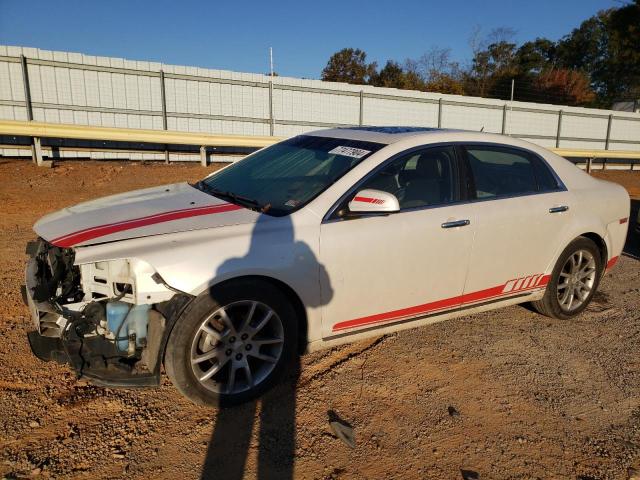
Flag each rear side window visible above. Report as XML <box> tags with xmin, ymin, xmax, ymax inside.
<box><xmin>463</xmin><ymin>146</ymin><xmax>558</xmax><ymax>199</ymax></box>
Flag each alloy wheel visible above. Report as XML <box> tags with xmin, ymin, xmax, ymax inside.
<box><xmin>190</xmin><ymin>300</ymin><xmax>284</xmax><ymax>394</ymax></box>
<box><xmin>556</xmin><ymin>249</ymin><xmax>597</xmax><ymax>312</ymax></box>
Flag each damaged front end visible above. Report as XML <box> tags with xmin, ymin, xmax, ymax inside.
<box><xmin>24</xmin><ymin>238</ymin><xmax>191</xmax><ymax>387</ymax></box>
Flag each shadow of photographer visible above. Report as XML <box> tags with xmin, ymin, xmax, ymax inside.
<box><xmin>200</xmin><ymin>212</ymin><xmax>332</xmax><ymax>480</ymax></box>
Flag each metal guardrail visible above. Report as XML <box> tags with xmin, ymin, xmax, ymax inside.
<box><xmin>0</xmin><ymin>119</ymin><xmax>282</xmax><ymax>166</ymax></box>
<box><xmin>1</xmin><ymin>119</ymin><xmax>640</xmax><ymax>168</ymax></box>
<box><xmin>0</xmin><ymin>119</ymin><xmax>280</xmax><ymax>147</ymax></box>
<box><xmin>552</xmin><ymin>148</ymin><xmax>640</xmax><ymax>159</ymax></box>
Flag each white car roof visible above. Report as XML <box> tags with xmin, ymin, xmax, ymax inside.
<box><xmin>305</xmin><ymin>126</ymin><xmax>461</xmax><ymax>144</ymax></box>
<box><xmin>305</xmin><ymin>126</ymin><xmax>549</xmax><ymax>154</ymax></box>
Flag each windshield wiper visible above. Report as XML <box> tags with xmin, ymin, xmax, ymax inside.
<box><xmin>193</xmin><ymin>182</ymin><xmax>269</xmax><ymax>213</ymax></box>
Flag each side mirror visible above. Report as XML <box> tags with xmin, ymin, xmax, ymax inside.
<box><xmin>346</xmin><ymin>189</ymin><xmax>400</xmax><ymax>215</ymax></box>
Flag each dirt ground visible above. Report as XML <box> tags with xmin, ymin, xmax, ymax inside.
<box><xmin>0</xmin><ymin>160</ymin><xmax>639</xmax><ymax>480</ymax></box>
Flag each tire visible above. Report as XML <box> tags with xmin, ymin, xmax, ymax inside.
<box><xmin>165</xmin><ymin>279</ymin><xmax>298</xmax><ymax>407</ymax></box>
<box><xmin>531</xmin><ymin>237</ymin><xmax>603</xmax><ymax>320</ymax></box>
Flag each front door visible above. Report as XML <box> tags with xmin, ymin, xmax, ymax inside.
<box><xmin>319</xmin><ymin>145</ymin><xmax>475</xmax><ymax>338</ymax></box>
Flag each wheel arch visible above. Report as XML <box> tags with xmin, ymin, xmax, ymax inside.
<box><xmin>201</xmin><ymin>275</ymin><xmax>309</xmax><ymax>354</ymax></box>
<box><xmin>578</xmin><ymin>231</ymin><xmax>608</xmax><ymax>269</ymax></box>
<box><xmin>158</xmin><ymin>274</ymin><xmax>311</xmax><ymax>373</ymax></box>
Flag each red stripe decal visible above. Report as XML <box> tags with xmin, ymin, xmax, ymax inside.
<box><xmin>606</xmin><ymin>256</ymin><xmax>619</xmax><ymax>270</ymax></box>
<box><xmin>332</xmin><ymin>274</ymin><xmax>550</xmax><ymax>332</ymax></box>
<box><xmin>51</xmin><ymin>203</ymin><xmax>243</xmax><ymax>247</ymax></box>
<box><xmin>354</xmin><ymin>196</ymin><xmax>385</xmax><ymax>205</ymax></box>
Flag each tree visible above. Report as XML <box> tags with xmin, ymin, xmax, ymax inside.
<box><xmin>515</xmin><ymin>38</ymin><xmax>557</xmax><ymax>73</ymax></box>
<box><xmin>554</xmin><ymin>2</ymin><xmax>640</xmax><ymax>104</ymax></box>
<box><xmin>467</xmin><ymin>27</ymin><xmax>517</xmax><ymax>96</ymax></box>
<box><xmin>371</xmin><ymin>60</ymin><xmax>405</xmax><ymax>88</ymax></box>
<box><xmin>319</xmin><ymin>2</ymin><xmax>639</xmax><ymax>106</ymax></box>
<box><xmin>405</xmin><ymin>47</ymin><xmax>465</xmax><ymax>94</ymax></box>
<box><xmin>605</xmin><ymin>0</ymin><xmax>640</xmax><ymax>101</ymax></box>
<box><xmin>555</xmin><ymin>12</ymin><xmax>609</xmax><ymax>94</ymax></box>
<box><xmin>371</xmin><ymin>60</ymin><xmax>426</xmax><ymax>90</ymax></box>
<box><xmin>424</xmin><ymin>73</ymin><xmax>465</xmax><ymax>95</ymax></box>
<box><xmin>534</xmin><ymin>69</ymin><xmax>596</xmax><ymax>105</ymax></box>
<box><xmin>321</xmin><ymin>48</ymin><xmax>377</xmax><ymax>85</ymax></box>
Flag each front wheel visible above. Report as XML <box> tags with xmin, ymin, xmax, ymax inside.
<box><xmin>531</xmin><ymin>237</ymin><xmax>603</xmax><ymax>319</ymax></box>
<box><xmin>165</xmin><ymin>279</ymin><xmax>298</xmax><ymax>407</ymax></box>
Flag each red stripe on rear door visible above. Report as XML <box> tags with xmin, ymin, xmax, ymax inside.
<box><xmin>51</xmin><ymin>203</ymin><xmax>243</xmax><ymax>247</ymax></box>
<box><xmin>332</xmin><ymin>274</ymin><xmax>550</xmax><ymax>332</ymax></box>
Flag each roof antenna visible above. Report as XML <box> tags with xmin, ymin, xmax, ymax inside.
<box><xmin>480</xmin><ymin>126</ymin><xmax>485</xmax><ymax>132</ymax></box>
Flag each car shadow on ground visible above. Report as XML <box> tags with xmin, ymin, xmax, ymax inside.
<box><xmin>623</xmin><ymin>199</ymin><xmax>639</xmax><ymax>260</ymax></box>
<box><xmin>200</xmin><ymin>213</ymin><xmax>332</xmax><ymax>479</ymax></box>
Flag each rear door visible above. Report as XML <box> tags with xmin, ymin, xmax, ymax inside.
<box><xmin>460</xmin><ymin>144</ymin><xmax>572</xmax><ymax>302</ymax></box>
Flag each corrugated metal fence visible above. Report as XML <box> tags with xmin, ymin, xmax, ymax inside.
<box><xmin>1</xmin><ymin>44</ymin><xmax>639</xmax><ymax>162</ymax></box>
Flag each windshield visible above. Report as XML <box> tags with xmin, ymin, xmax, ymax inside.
<box><xmin>196</xmin><ymin>135</ymin><xmax>384</xmax><ymax>216</ymax></box>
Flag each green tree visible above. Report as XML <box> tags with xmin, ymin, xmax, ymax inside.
<box><xmin>515</xmin><ymin>38</ymin><xmax>557</xmax><ymax>73</ymax></box>
<box><xmin>370</xmin><ymin>60</ymin><xmax>426</xmax><ymax>90</ymax></box>
<box><xmin>555</xmin><ymin>2</ymin><xmax>640</xmax><ymax>103</ymax></box>
<box><xmin>605</xmin><ymin>0</ymin><xmax>640</xmax><ymax>101</ymax></box>
<box><xmin>556</xmin><ymin>13</ymin><xmax>609</xmax><ymax>93</ymax></box>
<box><xmin>370</xmin><ymin>60</ymin><xmax>405</xmax><ymax>88</ymax></box>
<box><xmin>321</xmin><ymin>48</ymin><xmax>377</xmax><ymax>85</ymax></box>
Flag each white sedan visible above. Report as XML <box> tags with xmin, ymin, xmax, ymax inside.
<box><xmin>24</xmin><ymin>127</ymin><xmax>630</xmax><ymax>406</ymax></box>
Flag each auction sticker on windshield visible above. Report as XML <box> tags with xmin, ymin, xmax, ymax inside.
<box><xmin>328</xmin><ymin>146</ymin><xmax>371</xmax><ymax>159</ymax></box>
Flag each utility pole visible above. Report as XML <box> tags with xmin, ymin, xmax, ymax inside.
<box><xmin>510</xmin><ymin>78</ymin><xmax>515</xmax><ymax>102</ymax></box>
<box><xmin>269</xmin><ymin>47</ymin><xmax>274</xmax><ymax>77</ymax></box>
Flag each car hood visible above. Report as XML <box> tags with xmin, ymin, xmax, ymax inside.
<box><xmin>34</xmin><ymin>182</ymin><xmax>260</xmax><ymax>248</ymax></box>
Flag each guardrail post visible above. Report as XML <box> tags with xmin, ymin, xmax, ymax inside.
<box><xmin>605</xmin><ymin>114</ymin><xmax>612</xmax><ymax>151</ymax></box>
<box><xmin>160</xmin><ymin>70</ymin><xmax>169</xmax><ymax>164</ymax></box>
<box><xmin>269</xmin><ymin>81</ymin><xmax>275</xmax><ymax>136</ymax></box>
<box><xmin>20</xmin><ymin>55</ymin><xmax>50</xmax><ymax>167</ymax></box>
<box><xmin>437</xmin><ymin>98</ymin><xmax>443</xmax><ymax>128</ymax></box>
<box><xmin>200</xmin><ymin>146</ymin><xmax>208</xmax><ymax>167</ymax></box>
<box><xmin>555</xmin><ymin>110</ymin><xmax>563</xmax><ymax>148</ymax></box>
<box><xmin>586</xmin><ymin>157</ymin><xmax>592</xmax><ymax>174</ymax></box>
<box><xmin>359</xmin><ymin>90</ymin><xmax>364</xmax><ymax>126</ymax></box>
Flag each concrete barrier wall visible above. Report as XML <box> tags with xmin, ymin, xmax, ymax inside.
<box><xmin>1</xmin><ymin>44</ymin><xmax>639</xmax><ymax>161</ymax></box>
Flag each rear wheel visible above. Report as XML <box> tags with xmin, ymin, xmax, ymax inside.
<box><xmin>531</xmin><ymin>237</ymin><xmax>603</xmax><ymax>319</ymax></box>
<box><xmin>165</xmin><ymin>279</ymin><xmax>298</xmax><ymax>407</ymax></box>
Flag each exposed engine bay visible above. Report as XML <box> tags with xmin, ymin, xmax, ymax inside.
<box><xmin>24</xmin><ymin>238</ymin><xmax>192</xmax><ymax>387</ymax></box>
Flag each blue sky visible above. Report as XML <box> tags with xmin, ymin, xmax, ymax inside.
<box><xmin>0</xmin><ymin>0</ymin><xmax>619</xmax><ymax>78</ymax></box>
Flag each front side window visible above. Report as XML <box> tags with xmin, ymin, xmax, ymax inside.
<box><xmin>196</xmin><ymin>135</ymin><xmax>384</xmax><ymax>216</ymax></box>
<box><xmin>358</xmin><ymin>146</ymin><xmax>458</xmax><ymax>210</ymax></box>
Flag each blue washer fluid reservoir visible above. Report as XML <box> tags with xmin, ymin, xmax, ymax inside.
<box><xmin>106</xmin><ymin>302</ymin><xmax>151</xmax><ymax>351</ymax></box>
<box><xmin>127</xmin><ymin>304</ymin><xmax>150</xmax><ymax>348</ymax></box>
<box><xmin>106</xmin><ymin>301</ymin><xmax>131</xmax><ymax>351</ymax></box>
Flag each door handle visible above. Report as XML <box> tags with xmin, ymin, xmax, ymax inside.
<box><xmin>441</xmin><ymin>219</ymin><xmax>470</xmax><ymax>229</ymax></box>
<box><xmin>549</xmin><ymin>205</ymin><xmax>569</xmax><ymax>213</ymax></box>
